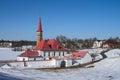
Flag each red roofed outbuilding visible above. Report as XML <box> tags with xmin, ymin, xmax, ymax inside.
<box><xmin>17</xmin><ymin>49</ymin><xmax>43</xmax><ymax>61</ymax></box>
<box><xmin>71</xmin><ymin>51</ymin><xmax>92</xmax><ymax>65</ymax></box>
<box><xmin>19</xmin><ymin>50</ymin><xmax>39</xmax><ymax>57</ymax></box>
<box><xmin>71</xmin><ymin>51</ymin><xmax>87</xmax><ymax>59</ymax></box>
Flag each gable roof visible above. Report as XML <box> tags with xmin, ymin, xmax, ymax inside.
<box><xmin>19</xmin><ymin>50</ymin><xmax>39</xmax><ymax>57</ymax></box>
<box><xmin>71</xmin><ymin>51</ymin><xmax>87</xmax><ymax>59</ymax></box>
<box><xmin>35</xmin><ymin>39</ymin><xmax>66</xmax><ymax>50</ymax></box>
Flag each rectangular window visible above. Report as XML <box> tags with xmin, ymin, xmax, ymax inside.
<box><xmin>54</xmin><ymin>51</ymin><xmax>55</xmax><ymax>56</ymax></box>
<box><xmin>59</xmin><ymin>51</ymin><xmax>60</xmax><ymax>56</ymax></box>
<box><xmin>63</xmin><ymin>52</ymin><xmax>64</xmax><ymax>56</ymax></box>
<box><xmin>48</xmin><ymin>51</ymin><xmax>50</xmax><ymax>56</ymax></box>
<box><xmin>44</xmin><ymin>51</ymin><xmax>45</xmax><ymax>57</ymax></box>
<box><xmin>34</xmin><ymin>58</ymin><xmax>36</xmax><ymax>61</ymax></box>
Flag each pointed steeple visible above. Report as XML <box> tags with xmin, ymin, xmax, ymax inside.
<box><xmin>37</xmin><ymin>18</ymin><xmax>42</xmax><ymax>32</ymax></box>
<box><xmin>36</xmin><ymin>18</ymin><xmax>43</xmax><ymax>46</ymax></box>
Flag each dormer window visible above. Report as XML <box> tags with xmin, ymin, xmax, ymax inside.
<box><xmin>59</xmin><ymin>46</ymin><xmax>62</xmax><ymax>49</ymax></box>
<box><xmin>49</xmin><ymin>44</ymin><xmax>52</xmax><ymax>49</ymax></box>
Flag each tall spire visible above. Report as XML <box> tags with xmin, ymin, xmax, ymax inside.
<box><xmin>37</xmin><ymin>18</ymin><xmax>42</xmax><ymax>32</ymax></box>
<box><xmin>36</xmin><ymin>18</ymin><xmax>43</xmax><ymax>46</ymax></box>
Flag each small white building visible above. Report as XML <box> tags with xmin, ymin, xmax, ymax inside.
<box><xmin>71</xmin><ymin>51</ymin><xmax>92</xmax><ymax>65</ymax></box>
<box><xmin>92</xmin><ymin>40</ymin><xmax>103</xmax><ymax>48</ymax></box>
<box><xmin>0</xmin><ymin>42</ymin><xmax>12</xmax><ymax>47</ymax></box>
<box><xmin>17</xmin><ymin>50</ymin><xmax>42</xmax><ymax>61</ymax></box>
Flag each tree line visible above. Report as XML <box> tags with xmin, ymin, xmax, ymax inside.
<box><xmin>0</xmin><ymin>36</ymin><xmax>120</xmax><ymax>50</ymax></box>
<box><xmin>56</xmin><ymin>35</ymin><xmax>120</xmax><ymax>51</ymax></box>
<box><xmin>0</xmin><ymin>40</ymin><xmax>36</xmax><ymax>47</ymax></box>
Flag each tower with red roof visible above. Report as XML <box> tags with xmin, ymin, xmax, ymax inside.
<box><xmin>37</xmin><ymin>18</ymin><xmax>43</xmax><ymax>45</ymax></box>
<box><xmin>17</xmin><ymin>18</ymin><xmax>69</xmax><ymax>61</ymax></box>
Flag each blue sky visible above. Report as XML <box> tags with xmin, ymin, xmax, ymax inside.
<box><xmin>0</xmin><ymin>0</ymin><xmax>120</xmax><ymax>40</ymax></box>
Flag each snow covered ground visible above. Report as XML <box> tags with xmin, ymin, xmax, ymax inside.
<box><xmin>79</xmin><ymin>48</ymin><xmax>104</xmax><ymax>54</ymax></box>
<box><xmin>0</xmin><ymin>48</ymin><xmax>22</xmax><ymax>60</ymax></box>
<box><xmin>0</xmin><ymin>48</ymin><xmax>120</xmax><ymax>80</ymax></box>
<box><xmin>105</xmin><ymin>49</ymin><xmax>120</xmax><ymax>58</ymax></box>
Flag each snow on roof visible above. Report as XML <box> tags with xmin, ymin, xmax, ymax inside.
<box><xmin>35</xmin><ymin>39</ymin><xmax>66</xmax><ymax>50</ymax></box>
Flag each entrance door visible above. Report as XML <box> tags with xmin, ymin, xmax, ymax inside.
<box><xmin>60</xmin><ymin>61</ymin><xmax>66</xmax><ymax>68</ymax></box>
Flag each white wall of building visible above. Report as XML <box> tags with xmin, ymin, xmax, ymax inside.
<box><xmin>80</xmin><ymin>53</ymin><xmax>92</xmax><ymax>64</ymax></box>
<box><xmin>17</xmin><ymin>57</ymin><xmax>28</xmax><ymax>61</ymax></box>
<box><xmin>93</xmin><ymin>41</ymin><xmax>103</xmax><ymax>48</ymax></box>
<box><xmin>38</xmin><ymin>50</ymin><xmax>68</xmax><ymax>59</ymax></box>
<box><xmin>65</xmin><ymin>59</ymin><xmax>72</xmax><ymax>67</ymax></box>
<box><xmin>55</xmin><ymin>59</ymin><xmax>72</xmax><ymax>67</ymax></box>
<box><xmin>9</xmin><ymin>59</ymin><xmax>73</xmax><ymax>69</ymax></box>
<box><xmin>73</xmin><ymin>53</ymin><xmax>92</xmax><ymax>65</ymax></box>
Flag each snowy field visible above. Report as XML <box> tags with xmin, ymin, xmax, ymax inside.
<box><xmin>0</xmin><ymin>48</ymin><xmax>120</xmax><ymax>80</ymax></box>
<box><xmin>0</xmin><ymin>48</ymin><xmax>22</xmax><ymax>60</ymax></box>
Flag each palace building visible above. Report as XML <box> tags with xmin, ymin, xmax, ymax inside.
<box><xmin>17</xmin><ymin>18</ymin><xmax>69</xmax><ymax>61</ymax></box>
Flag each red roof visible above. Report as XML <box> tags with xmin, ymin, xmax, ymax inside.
<box><xmin>71</xmin><ymin>51</ymin><xmax>87</xmax><ymax>59</ymax></box>
<box><xmin>19</xmin><ymin>50</ymin><xmax>39</xmax><ymax>57</ymax></box>
<box><xmin>49</xmin><ymin>56</ymin><xmax>59</xmax><ymax>59</ymax></box>
<box><xmin>37</xmin><ymin>18</ymin><xmax>42</xmax><ymax>32</ymax></box>
<box><xmin>35</xmin><ymin>39</ymin><xmax>66</xmax><ymax>50</ymax></box>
